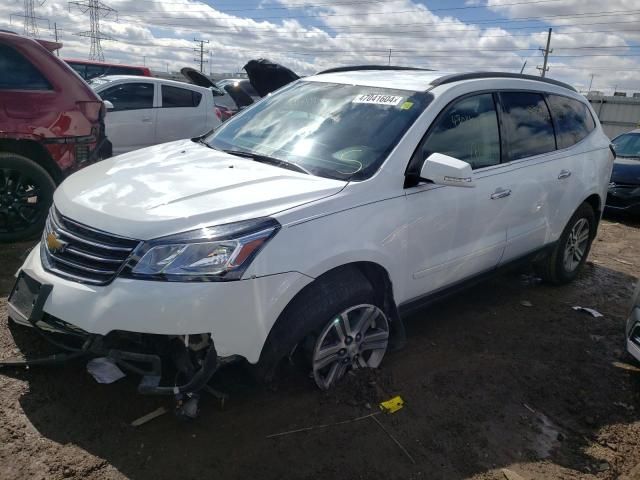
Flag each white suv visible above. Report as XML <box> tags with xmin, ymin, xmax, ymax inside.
<box><xmin>8</xmin><ymin>68</ymin><xmax>614</xmax><ymax>394</ymax></box>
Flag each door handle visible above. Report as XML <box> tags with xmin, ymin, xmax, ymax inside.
<box><xmin>558</xmin><ymin>170</ymin><xmax>572</xmax><ymax>179</ymax></box>
<box><xmin>141</xmin><ymin>116</ymin><xmax>152</xmax><ymax>122</ymax></box>
<box><xmin>490</xmin><ymin>188</ymin><xmax>511</xmax><ymax>200</ymax></box>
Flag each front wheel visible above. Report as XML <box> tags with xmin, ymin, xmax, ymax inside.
<box><xmin>254</xmin><ymin>267</ymin><xmax>391</xmax><ymax>390</ymax></box>
<box><xmin>534</xmin><ymin>202</ymin><xmax>596</xmax><ymax>284</ymax></box>
<box><xmin>312</xmin><ymin>303</ymin><xmax>390</xmax><ymax>390</ymax></box>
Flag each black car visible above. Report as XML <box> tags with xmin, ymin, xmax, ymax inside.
<box><xmin>607</xmin><ymin>129</ymin><xmax>640</xmax><ymax>215</ymax></box>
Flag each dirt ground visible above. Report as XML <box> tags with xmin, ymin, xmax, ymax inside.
<box><xmin>1</xmin><ymin>216</ymin><xmax>639</xmax><ymax>480</ymax></box>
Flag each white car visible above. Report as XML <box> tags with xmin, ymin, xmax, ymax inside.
<box><xmin>90</xmin><ymin>75</ymin><xmax>222</xmax><ymax>155</ymax></box>
<box><xmin>8</xmin><ymin>68</ymin><xmax>614</xmax><ymax>396</ymax></box>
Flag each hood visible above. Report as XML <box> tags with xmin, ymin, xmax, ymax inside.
<box><xmin>243</xmin><ymin>58</ymin><xmax>300</xmax><ymax>97</ymax></box>
<box><xmin>180</xmin><ymin>67</ymin><xmax>225</xmax><ymax>95</ymax></box>
<box><xmin>611</xmin><ymin>157</ymin><xmax>640</xmax><ymax>185</ymax></box>
<box><xmin>54</xmin><ymin>140</ymin><xmax>346</xmax><ymax>240</ymax></box>
<box><xmin>180</xmin><ymin>67</ymin><xmax>215</xmax><ymax>88</ymax></box>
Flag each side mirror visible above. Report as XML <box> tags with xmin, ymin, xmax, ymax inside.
<box><xmin>420</xmin><ymin>152</ymin><xmax>475</xmax><ymax>188</ymax></box>
<box><xmin>103</xmin><ymin>100</ymin><xmax>114</xmax><ymax>110</ymax></box>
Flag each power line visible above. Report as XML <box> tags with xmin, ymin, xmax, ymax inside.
<box><xmin>116</xmin><ymin>0</ymin><xmax>572</xmax><ymax>14</ymax></box>
<box><xmin>115</xmin><ymin>7</ymin><xmax>640</xmax><ymax>23</ymax></box>
<box><xmin>54</xmin><ymin>10</ymin><xmax>640</xmax><ymax>37</ymax></box>
<box><xmin>69</xmin><ymin>0</ymin><xmax>118</xmax><ymax>61</ymax></box>
<box><xmin>112</xmin><ymin>14</ymin><xmax>640</xmax><ymax>35</ymax></box>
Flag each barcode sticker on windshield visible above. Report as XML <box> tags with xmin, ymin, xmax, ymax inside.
<box><xmin>353</xmin><ymin>94</ymin><xmax>404</xmax><ymax>106</ymax></box>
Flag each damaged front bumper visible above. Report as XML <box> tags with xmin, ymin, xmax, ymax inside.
<box><xmin>6</xmin><ymin>276</ymin><xmax>222</xmax><ymax>395</ymax></box>
<box><xmin>11</xmin><ymin>243</ymin><xmax>311</xmax><ymax>362</ymax></box>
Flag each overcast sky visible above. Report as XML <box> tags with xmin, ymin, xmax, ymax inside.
<box><xmin>3</xmin><ymin>0</ymin><xmax>640</xmax><ymax>94</ymax></box>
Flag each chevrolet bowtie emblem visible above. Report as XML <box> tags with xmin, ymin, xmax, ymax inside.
<box><xmin>46</xmin><ymin>231</ymin><xmax>68</xmax><ymax>254</ymax></box>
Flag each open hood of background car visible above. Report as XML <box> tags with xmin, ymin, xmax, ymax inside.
<box><xmin>180</xmin><ymin>67</ymin><xmax>226</xmax><ymax>95</ymax></box>
<box><xmin>243</xmin><ymin>58</ymin><xmax>300</xmax><ymax>97</ymax></box>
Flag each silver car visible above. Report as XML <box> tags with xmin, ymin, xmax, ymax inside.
<box><xmin>628</xmin><ymin>281</ymin><xmax>640</xmax><ymax>362</ymax></box>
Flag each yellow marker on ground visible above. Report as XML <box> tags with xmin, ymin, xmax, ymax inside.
<box><xmin>379</xmin><ymin>396</ymin><xmax>404</xmax><ymax>413</ymax></box>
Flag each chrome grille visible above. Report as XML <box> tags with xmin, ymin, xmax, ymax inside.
<box><xmin>41</xmin><ymin>208</ymin><xmax>140</xmax><ymax>285</ymax></box>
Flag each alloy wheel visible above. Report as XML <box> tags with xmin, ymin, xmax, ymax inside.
<box><xmin>312</xmin><ymin>304</ymin><xmax>389</xmax><ymax>390</ymax></box>
<box><xmin>0</xmin><ymin>168</ymin><xmax>44</xmax><ymax>234</ymax></box>
<box><xmin>563</xmin><ymin>217</ymin><xmax>590</xmax><ymax>273</ymax></box>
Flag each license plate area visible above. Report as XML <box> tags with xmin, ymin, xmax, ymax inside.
<box><xmin>8</xmin><ymin>272</ymin><xmax>52</xmax><ymax>322</ymax></box>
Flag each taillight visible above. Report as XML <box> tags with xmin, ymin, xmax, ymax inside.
<box><xmin>76</xmin><ymin>101</ymin><xmax>103</xmax><ymax>122</ymax></box>
<box><xmin>215</xmin><ymin>107</ymin><xmax>223</xmax><ymax>120</ymax></box>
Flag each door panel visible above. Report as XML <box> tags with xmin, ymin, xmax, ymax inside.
<box><xmin>99</xmin><ymin>81</ymin><xmax>156</xmax><ymax>155</ymax></box>
<box><xmin>405</xmin><ymin>177</ymin><xmax>508</xmax><ymax>298</ymax></box>
<box><xmin>156</xmin><ymin>85</ymin><xmax>208</xmax><ymax>143</ymax></box>
<box><xmin>405</xmin><ymin>93</ymin><xmax>508</xmax><ymax>299</ymax></box>
<box><xmin>497</xmin><ymin>92</ymin><xmax>557</xmax><ymax>261</ymax></box>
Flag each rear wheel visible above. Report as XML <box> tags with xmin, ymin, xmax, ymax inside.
<box><xmin>534</xmin><ymin>202</ymin><xmax>596</xmax><ymax>284</ymax></box>
<box><xmin>0</xmin><ymin>153</ymin><xmax>55</xmax><ymax>243</ymax></box>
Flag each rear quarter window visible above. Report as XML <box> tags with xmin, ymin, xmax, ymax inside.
<box><xmin>162</xmin><ymin>85</ymin><xmax>202</xmax><ymax>108</ymax></box>
<box><xmin>499</xmin><ymin>92</ymin><xmax>556</xmax><ymax>161</ymax></box>
<box><xmin>0</xmin><ymin>43</ymin><xmax>52</xmax><ymax>90</ymax></box>
<box><xmin>546</xmin><ymin>94</ymin><xmax>595</xmax><ymax>149</ymax></box>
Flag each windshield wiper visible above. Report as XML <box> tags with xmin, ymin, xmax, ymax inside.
<box><xmin>222</xmin><ymin>149</ymin><xmax>311</xmax><ymax>175</ymax></box>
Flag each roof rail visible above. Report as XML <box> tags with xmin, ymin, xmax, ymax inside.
<box><xmin>316</xmin><ymin>65</ymin><xmax>434</xmax><ymax>75</ymax></box>
<box><xmin>430</xmin><ymin>71</ymin><xmax>577</xmax><ymax>92</ymax></box>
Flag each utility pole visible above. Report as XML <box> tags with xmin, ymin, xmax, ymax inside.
<box><xmin>69</xmin><ymin>0</ymin><xmax>117</xmax><ymax>61</ymax></box>
<box><xmin>537</xmin><ymin>28</ymin><xmax>553</xmax><ymax>78</ymax></box>
<box><xmin>193</xmin><ymin>38</ymin><xmax>209</xmax><ymax>73</ymax></box>
<box><xmin>54</xmin><ymin>22</ymin><xmax>60</xmax><ymax>56</ymax></box>
<box><xmin>388</xmin><ymin>49</ymin><xmax>392</xmax><ymax>66</ymax></box>
<box><xmin>588</xmin><ymin>73</ymin><xmax>595</xmax><ymax>92</ymax></box>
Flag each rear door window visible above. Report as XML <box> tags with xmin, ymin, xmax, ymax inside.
<box><xmin>422</xmin><ymin>93</ymin><xmax>501</xmax><ymax>169</ymax></box>
<box><xmin>161</xmin><ymin>85</ymin><xmax>202</xmax><ymax>108</ymax></box>
<box><xmin>546</xmin><ymin>94</ymin><xmax>595</xmax><ymax>149</ymax></box>
<box><xmin>100</xmin><ymin>82</ymin><xmax>154</xmax><ymax>111</ymax></box>
<box><xmin>0</xmin><ymin>44</ymin><xmax>52</xmax><ymax>90</ymax></box>
<box><xmin>499</xmin><ymin>92</ymin><xmax>556</xmax><ymax>160</ymax></box>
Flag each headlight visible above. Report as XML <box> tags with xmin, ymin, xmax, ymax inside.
<box><xmin>126</xmin><ymin>217</ymin><xmax>279</xmax><ymax>281</ymax></box>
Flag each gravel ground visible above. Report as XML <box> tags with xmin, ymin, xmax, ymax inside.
<box><xmin>0</xmin><ymin>216</ymin><xmax>639</xmax><ymax>480</ymax></box>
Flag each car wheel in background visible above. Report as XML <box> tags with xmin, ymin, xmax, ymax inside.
<box><xmin>0</xmin><ymin>152</ymin><xmax>56</xmax><ymax>243</ymax></box>
<box><xmin>534</xmin><ymin>202</ymin><xmax>596</xmax><ymax>284</ymax></box>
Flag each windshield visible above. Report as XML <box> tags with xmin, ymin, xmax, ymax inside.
<box><xmin>205</xmin><ymin>81</ymin><xmax>431</xmax><ymax>180</ymax></box>
<box><xmin>612</xmin><ymin>132</ymin><xmax>640</xmax><ymax>158</ymax></box>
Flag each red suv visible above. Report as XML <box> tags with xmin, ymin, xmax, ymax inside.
<box><xmin>0</xmin><ymin>31</ymin><xmax>107</xmax><ymax>243</ymax></box>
